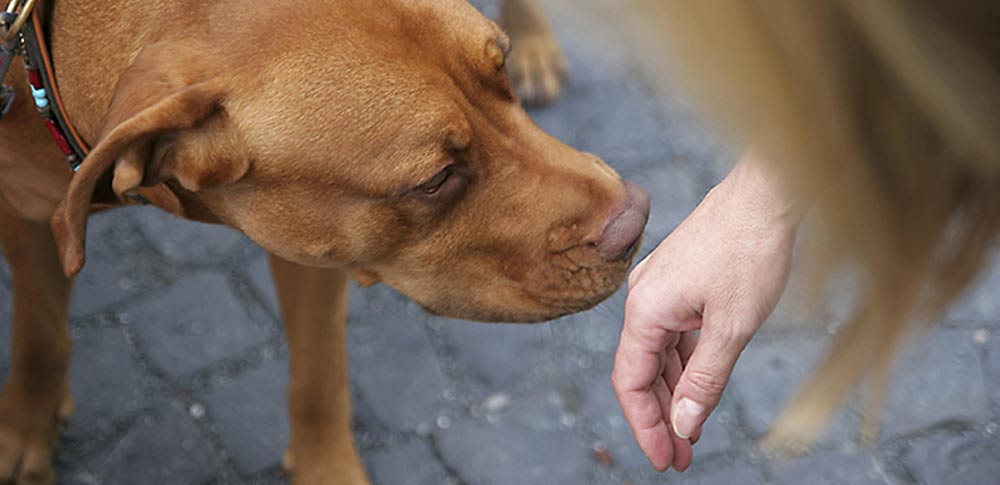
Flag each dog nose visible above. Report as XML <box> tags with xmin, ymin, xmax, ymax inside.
<box><xmin>597</xmin><ymin>181</ymin><xmax>650</xmax><ymax>261</ymax></box>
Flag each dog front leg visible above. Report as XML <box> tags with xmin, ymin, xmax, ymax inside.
<box><xmin>0</xmin><ymin>199</ymin><xmax>74</xmax><ymax>485</ymax></box>
<box><xmin>501</xmin><ymin>0</ymin><xmax>568</xmax><ymax>106</ymax></box>
<box><xmin>270</xmin><ymin>255</ymin><xmax>370</xmax><ymax>485</ymax></box>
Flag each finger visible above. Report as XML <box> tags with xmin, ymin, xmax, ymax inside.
<box><xmin>678</xmin><ymin>331</ymin><xmax>698</xmax><ymax>367</ymax></box>
<box><xmin>691</xmin><ymin>427</ymin><xmax>703</xmax><ymax>445</ymax></box>
<box><xmin>670</xmin><ymin>424</ymin><xmax>694</xmax><ymax>471</ymax></box>
<box><xmin>670</xmin><ymin>314</ymin><xmax>753</xmax><ymax>441</ymax></box>
<box><xmin>659</xmin><ymin>350</ymin><xmax>694</xmax><ymax>471</ymax></box>
<box><xmin>615</xmin><ymin>374</ymin><xmax>674</xmax><ymax>471</ymax></box>
<box><xmin>662</xmin><ymin>348</ymin><xmax>683</xmax><ymax>394</ymax></box>
<box><xmin>613</xmin><ymin>326</ymin><xmax>674</xmax><ymax>471</ymax></box>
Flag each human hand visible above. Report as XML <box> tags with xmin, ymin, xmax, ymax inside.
<box><xmin>612</xmin><ymin>156</ymin><xmax>800</xmax><ymax>471</ymax></box>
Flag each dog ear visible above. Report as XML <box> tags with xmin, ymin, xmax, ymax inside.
<box><xmin>50</xmin><ymin>41</ymin><xmax>235</xmax><ymax>277</ymax></box>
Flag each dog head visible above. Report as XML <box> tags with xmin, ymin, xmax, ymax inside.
<box><xmin>52</xmin><ymin>0</ymin><xmax>648</xmax><ymax>322</ymax></box>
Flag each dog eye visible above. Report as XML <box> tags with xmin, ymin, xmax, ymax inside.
<box><xmin>417</xmin><ymin>166</ymin><xmax>454</xmax><ymax>195</ymax></box>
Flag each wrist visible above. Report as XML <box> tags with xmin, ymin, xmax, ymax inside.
<box><xmin>715</xmin><ymin>150</ymin><xmax>805</xmax><ymax>233</ymax></box>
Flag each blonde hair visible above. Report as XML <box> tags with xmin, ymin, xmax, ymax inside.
<box><xmin>630</xmin><ymin>0</ymin><xmax>1000</xmax><ymax>449</ymax></box>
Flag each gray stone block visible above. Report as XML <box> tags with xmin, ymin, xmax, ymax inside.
<box><xmin>65</xmin><ymin>327</ymin><xmax>149</xmax><ymax>437</ymax></box>
<box><xmin>730</xmin><ymin>333</ymin><xmax>862</xmax><ymax>443</ymax></box>
<box><xmin>246</xmin><ymin>253</ymin><xmax>281</xmax><ymax>318</ymax></box>
<box><xmin>204</xmin><ymin>357</ymin><xmax>290</xmax><ymax>476</ymax></box>
<box><xmin>436</xmin><ymin>416</ymin><xmax>589</xmax><ymax>485</ymax></box>
<box><xmin>881</xmin><ymin>327</ymin><xmax>988</xmax><ymax>438</ymax></box>
<box><xmin>366</xmin><ymin>440</ymin><xmax>450</xmax><ymax>485</ymax></box>
<box><xmin>769</xmin><ymin>446</ymin><xmax>893</xmax><ymax>485</ymax></box>
<box><xmin>575</xmin><ymin>79</ymin><xmax>672</xmax><ymax>167</ymax></box>
<box><xmin>897</xmin><ymin>428</ymin><xmax>1000</xmax><ymax>485</ymax></box>
<box><xmin>434</xmin><ymin>318</ymin><xmax>543</xmax><ymax>390</ymax></box>
<box><xmin>91</xmin><ymin>402</ymin><xmax>222</xmax><ymax>484</ymax></box>
<box><xmin>0</xmin><ymin>251</ymin><xmax>9</xmax><ymax>285</ymax></box>
<box><xmin>70</xmin><ymin>210</ymin><xmax>166</xmax><ymax>316</ymax></box>
<box><xmin>130</xmin><ymin>206</ymin><xmax>250</xmax><ymax>264</ymax></box>
<box><xmin>559</xmin><ymin>292</ymin><xmax>625</xmax><ymax>356</ymax></box>
<box><xmin>636</xmin><ymin>462</ymin><xmax>764</xmax><ymax>485</ymax></box>
<box><xmin>349</xmin><ymin>294</ymin><xmax>446</xmax><ymax>431</ymax></box>
<box><xmin>124</xmin><ymin>271</ymin><xmax>268</xmax><ymax>379</ymax></box>
<box><xmin>631</xmin><ymin>160</ymin><xmax>705</xmax><ymax>252</ymax></box>
<box><xmin>948</xmin><ymin>254</ymin><xmax>1000</xmax><ymax>323</ymax></box>
<box><xmin>983</xmin><ymin>330</ymin><xmax>1000</xmax><ymax>416</ymax></box>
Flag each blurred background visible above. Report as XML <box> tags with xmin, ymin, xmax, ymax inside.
<box><xmin>1</xmin><ymin>1</ymin><xmax>999</xmax><ymax>483</ymax></box>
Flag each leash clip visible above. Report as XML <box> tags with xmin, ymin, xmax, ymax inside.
<box><xmin>1</xmin><ymin>0</ymin><xmax>36</xmax><ymax>42</ymax></box>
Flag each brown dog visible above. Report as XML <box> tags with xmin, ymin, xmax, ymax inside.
<box><xmin>0</xmin><ymin>1</ymin><xmax>643</xmax><ymax>483</ymax></box>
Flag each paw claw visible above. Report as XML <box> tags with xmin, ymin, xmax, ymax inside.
<box><xmin>282</xmin><ymin>449</ymin><xmax>295</xmax><ymax>474</ymax></box>
<box><xmin>57</xmin><ymin>396</ymin><xmax>75</xmax><ymax>424</ymax></box>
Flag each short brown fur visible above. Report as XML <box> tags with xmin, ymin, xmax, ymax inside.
<box><xmin>0</xmin><ymin>1</ymin><xmax>633</xmax><ymax>483</ymax></box>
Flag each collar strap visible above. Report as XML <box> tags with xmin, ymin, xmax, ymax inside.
<box><xmin>0</xmin><ymin>1</ymin><xmax>89</xmax><ymax>171</ymax></box>
<box><xmin>22</xmin><ymin>9</ymin><xmax>90</xmax><ymax>170</ymax></box>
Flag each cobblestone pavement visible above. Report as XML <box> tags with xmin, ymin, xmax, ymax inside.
<box><xmin>2</xmin><ymin>2</ymin><xmax>1000</xmax><ymax>484</ymax></box>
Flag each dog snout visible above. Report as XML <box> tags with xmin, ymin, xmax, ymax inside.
<box><xmin>597</xmin><ymin>181</ymin><xmax>650</xmax><ymax>261</ymax></box>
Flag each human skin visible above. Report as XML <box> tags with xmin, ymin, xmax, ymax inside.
<box><xmin>612</xmin><ymin>152</ymin><xmax>802</xmax><ymax>470</ymax></box>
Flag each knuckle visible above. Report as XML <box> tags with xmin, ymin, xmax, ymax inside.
<box><xmin>713</xmin><ymin>319</ymin><xmax>755</xmax><ymax>349</ymax></box>
<box><xmin>684</xmin><ymin>367</ymin><xmax>728</xmax><ymax>398</ymax></box>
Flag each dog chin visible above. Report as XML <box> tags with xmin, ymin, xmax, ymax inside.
<box><xmin>419</xmin><ymin>281</ymin><xmax>626</xmax><ymax>324</ymax></box>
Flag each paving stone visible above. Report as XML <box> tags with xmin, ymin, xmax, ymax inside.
<box><xmin>434</xmin><ymin>317</ymin><xmax>544</xmax><ymax>390</ymax></box>
<box><xmin>437</xmin><ymin>416</ymin><xmax>589</xmax><ymax>485</ymax></box>
<box><xmin>365</xmin><ymin>440</ymin><xmax>450</xmax><ymax>485</ymax></box>
<box><xmin>881</xmin><ymin>327</ymin><xmax>988</xmax><ymax>437</ymax></box>
<box><xmin>204</xmin><ymin>357</ymin><xmax>290</xmax><ymax>476</ymax></box>
<box><xmin>769</xmin><ymin>446</ymin><xmax>892</xmax><ymax>485</ymax></box>
<box><xmin>560</xmin><ymin>291</ymin><xmax>625</xmax><ymax>355</ymax></box>
<box><xmin>948</xmin><ymin>254</ymin><xmax>1000</xmax><ymax>323</ymax></box>
<box><xmin>92</xmin><ymin>402</ymin><xmax>222</xmax><ymax>484</ymax></box>
<box><xmin>730</xmin><ymin>333</ymin><xmax>861</xmax><ymax>443</ymax></box>
<box><xmin>897</xmin><ymin>428</ymin><xmax>1000</xmax><ymax>485</ymax></box>
<box><xmin>576</xmin><ymin>81</ymin><xmax>672</xmax><ymax>167</ymax></box>
<box><xmin>983</xmin><ymin>329</ymin><xmax>1000</xmax><ymax>416</ymax></box>
<box><xmin>348</xmin><ymin>282</ymin><xmax>425</xmax><ymax>325</ymax></box>
<box><xmin>130</xmin><ymin>206</ymin><xmax>250</xmax><ymax>264</ymax></box>
<box><xmin>246</xmin><ymin>253</ymin><xmax>281</xmax><ymax>317</ymax></box>
<box><xmin>349</xmin><ymin>288</ymin><xmax>446</xmax><ymax>431</ymax></box>
<box><xmin>636</xmin><ymin>462</ymin><xmax>765</xmax><ymax>485</ymax></box>
<box><xmin>65</xmin><ymin>327</ymin><xmax>149</xmax><ymax>437</ymax></box>
<box><xmin>0</xmin><ymin>251</ymin><xmax>8</xmax><ymax>284</ymax></box>
<box><xmin>70</xmin><ymin>210</ymin><xmax>167</xmax><ymax>316</ymax></box>
<box><xmin>124</xmin><ymin>271</ymin><xmax>269</xmax><ymax>379</ymax></box>
<box><xmin>633</xmin><ymin>159</ymin><xmax>708</xmax><ymax>253</ymax></box>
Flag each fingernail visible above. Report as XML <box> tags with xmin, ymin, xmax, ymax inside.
<box><xmin>672</xmin><ymin>398</ymin><xmax>706</xmax><ymax>440</ymax></box>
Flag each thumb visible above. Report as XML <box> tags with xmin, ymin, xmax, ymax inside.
<box><xmin>670</xmin><ymin>315</ymin><xmax>754</xmax><ymax>439</ymax></box>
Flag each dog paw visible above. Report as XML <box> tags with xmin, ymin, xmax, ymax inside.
<box><xmin>0</xmin><ymin>390</ymin><xmax>72</xmax><ymax>485</ymax></box>
<box><xmin>506</xmin><ymin>25</ymin><xmax>567</xmax><ymax>106</ymax></box>
<box><xmin>282</xmin><ymin>448</ymin><xmax>371</xmax><ymax>485</ymax></box>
